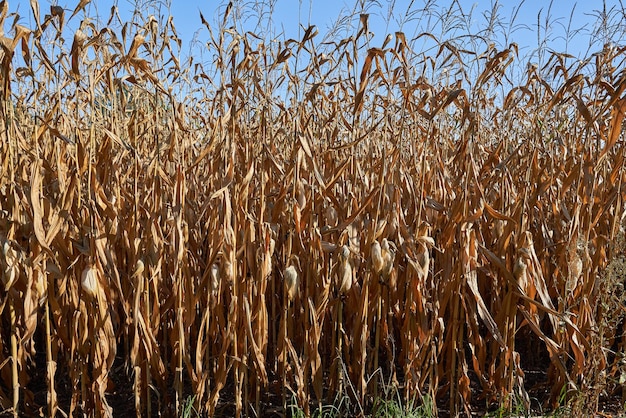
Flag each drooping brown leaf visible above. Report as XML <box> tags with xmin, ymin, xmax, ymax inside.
<box><xmin>30</xmin><ymin>163</ymin><xmax>51</xmax><ymax>252</ymax></box>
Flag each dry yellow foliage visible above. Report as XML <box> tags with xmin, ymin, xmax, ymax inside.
<box><xmin>0</xmin><ymin>1</ymin><xmax>625</xmax><ymax>417</ymax></box>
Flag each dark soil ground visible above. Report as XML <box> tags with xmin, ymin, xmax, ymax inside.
<box><xmin>3</xmin><ymin>329</ymin><xmax>624</xmax><ymax>417</ymax></box>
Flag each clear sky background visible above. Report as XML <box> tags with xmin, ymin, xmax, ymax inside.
<box><xmin>6</xmin><ymin>0</ymin><xmax>625</xmax><ymax>61</ymax></box>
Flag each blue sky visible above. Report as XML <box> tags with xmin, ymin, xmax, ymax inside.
<box><xmin>145</xmin><ymin>0</ymin><xmax>619</xmax><ymax>60</ymax></box>
<box><xmin>7</xmin><ymin>0</ymin><xmax>624</xmax><ymax>61</ymax></box>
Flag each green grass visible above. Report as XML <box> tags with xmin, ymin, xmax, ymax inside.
<box><xmin>371</xmin><ymin>394</ymin><xmax>435</xmax><ymax>418</ymax></box>
<box><xmin>284</xmin><ymin>389</ymin><xmax>435</xmax><ymax>418</ymax></box>
<box><xmin>180</xmin><ymin>395</ymin><xmax>199</xmax><ymax>418</ymax></box>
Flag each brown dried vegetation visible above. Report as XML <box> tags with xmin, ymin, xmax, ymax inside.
<box><xmin>0</xmin><ymin>0</ymin><xmax>626</xmax><ymax>416</ymax></box>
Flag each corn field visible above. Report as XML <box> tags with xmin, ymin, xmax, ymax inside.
<box><xmin>1</xmin><ymin>0</ymin><xmax>626</xmax><ymax>416</ymax></box>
